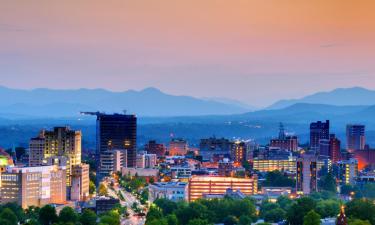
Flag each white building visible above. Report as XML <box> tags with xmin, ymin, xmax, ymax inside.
<box><xmin>145</xmin><ymin>154</ymin><xmax>157</xmax><ymax>168</ymax></box>
<box><xmin>149</xmin><ymin>182</ymin><xmax>188</xmax><ymax>202</ymax></box>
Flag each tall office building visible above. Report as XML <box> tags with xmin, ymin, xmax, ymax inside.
<box><xmin>96</xmin><ymin>113</ymin><xmax>137</xmax><ymax>177</ymax></box>
<box><xmin>296</xmin><ymin>154</ymin><xmax>318</xmax><ymax>195</ymax></box>
<box><xmin>199</xmin><ymin>137</ymin><xmax>233</xmax><ymax>161</ymax></box>
<box><xmin>310</xmin><ymin>120</ymin><xmax>330</xmax><ymax>151</ymax></box>
<box><xmin>346</xmin><ymin>124</ymin><xmax>365</xmax><ymax>152</ymax></box>
<box><xmin>29</xmin><ymin>127</ymin><xmax>82</xmax><ymax>186</ymax></box>
<box><xmin>0</xmin><ymin>165</ymin><xmax>66</xmax><ymax>208</ymax></box>
<box><xmin>231</xmin><ymin>141</ymin><xmax>247</xmax><ymax>164</ymax></box>
<box><xmin>71</xmin><ymin>164</ymin><xmax>90</xmax><ymax>201</ymax></box>
<box><xmin>329</xmin><ymin>134</ymin><xmax>341</xmax><ymax>163</ymax></box>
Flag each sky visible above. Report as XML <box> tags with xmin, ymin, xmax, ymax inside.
<box><xmin>0</xmin><ymin>0</ymin><xmax>375</xmax><ymax>107</ymax></box>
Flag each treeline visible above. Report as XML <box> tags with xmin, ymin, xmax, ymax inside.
<box><xmin>146</xmin><ymin>194</ymin><xmax>375</xmax><ymax>225</ymax></box>
<box><xmin>0</xmin><ymin>202</ymin><xmax>121</xmax><ymax>225</ymax></box>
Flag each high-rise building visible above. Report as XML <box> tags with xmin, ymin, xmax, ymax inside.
<box><xmin>188</xmin><ymin>175</ymin><xmax>257</xmax><ymax>201</ymax></box>
<box><xmin>71</xmin><ymin>163</ymin><xmax>90</xmax><ymax>201</ymax></box>
<box><xmin>319</xmin><ymin>139</ymin><xmax>330</xmax><ymax>157</ymax></box>
<box><xmin>231</xmin><ymin>141</ymin><xmax>247</xmax><ymax>164</ymax></box>
<box><xmin>310</xmin><ymin>120</ymin><xmax>330</xmax><ymax>151</ymax></box>
<box><xmin>329</xmin><ymin>134</ymin><xmax>341</xmax><ymax>163</ymax></box>
<box><xmin>29</xmin><ymin>127</ymin><xmax>82</xmax><ymax>186</ymax></box>
<box><xmin>136</xmin><ymin>154</ymin><xmax>146</xmax><ymax>168</ymax></box>
<box><xmin>144</xmin><ymin>140</ymin><xmax>166</xmax><ymax>157</ymax></box>
<box><xmin>113</xmin><ymin>149</ymin><xmax>127</xmax><ymax>172</ymax></box>
<box><xmin>296</xmin><ymin>154</ymin><xmax>318</xmax><ymax>195</ymax></box>
<box><xmin>346</xmin><ymin>124</ymin><xmax>366</xmax><ymax>152</ymax></box>
<box><xmin>338</xmin><ymin>158</ymin><xmax>358</xmax><ymax>185</ymax></box>
<box><xmin>0</xmin><ymin>165</ymin><xmax>66</xmax><ymax>208</ymax></box>
<box><xmin>169</xmin><ymin>139</ymin><xmax>188</xmax><ymax>156</ymax></box>
<box><xmin>270</xmin><ymin>123</ymin><xmax>298</xmax><ymax>151</ymax></box>
<box><xmin>96</xmin><ymin>113</ymin><xmax>137</xmax><ymax>177</ymax></box>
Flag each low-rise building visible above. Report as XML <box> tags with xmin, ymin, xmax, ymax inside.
<box><xmin>0</xmin><ymin>165</ymin><xmax>66</xmax><ymax>208</ymax></box>
<box><xmin>188</xmin><ymin>175</ymin><xmax>257</xmax><ymax>202</ymax></box>
<box><xmin>148</xmin><ymin>182</ymin><xmax>188</xmax><ymax>202</ymax></box>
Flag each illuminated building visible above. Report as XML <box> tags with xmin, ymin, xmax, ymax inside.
<box><xmin>310</xmin><ymin>120</ymin><xmax>330</xmax><ymax>151</ymax></box>
<box><xmin>113</xmin><ymin>149</ymin><xmax>127</xmax><ymax>172</ymax></box>
<box><xmin>145</xmin><ymin>140</ymin><xmax>166</xmax><ymax>157</ymax></box>
<box><xmin>148</xmin><ymin>182</ymin><xmax>188</xmax><ymax>202</ymax></box>
<box><xmin>0</xmin><ymin>165</ymin><xmax>66</xmax><ymax>208</ymax></box>
<box><xmin>231</xmin><ymin>141</ymin><xmax>247</xmax><ymax>164</ymax></box>
<box><xmin>0</xmin><ymin>149</ymin><xmax>14</xmax><ymax>172</ymax></box>
<box><xmin>338</xmin><ymin>159</ymin><xmax>358</xmax><ymax>185</ymax></box>
<box><xmin>169</xmin><ymin>138</ymin><xmax>188</xmax><ymax>156</ymax></box>
<box><xmin>346</xmin><ymin>124</ymin><xmax>365</xmax><ymax>152</ymax></box>
<box><xmin>329</xmin><ymin>134</ymin><xmax>341</xmax><ymax>163</ymax></box>
<box><xmin>136</xmin><ymin>154</ymin><xmax>145</xmax><ymax>168</ymax></box>
<box><xmin>270</xmin><ymin>123</ymin><xmax>298</xmax><ymax>151</ymax></box>
<box><xmin>218</xmin><ymin>158</ymin><xmax>235</xmax><ymax>177</ymax></box>
<box><xmin>71</xmin><ymin>163</ymin><xmax>90</xmax><ymax>201</ymax></box>
<box><xmin>96</xmin><ymin>113</ymin><xmax>137</xmax><ymax>177</ymax></box>
<box><xmin>29</xmin><ymin>127</ymin><xmax>82</xmax><ymax>187</ymax></box>
<box><xmin>296</xmin><ymin>154</ymin><xmax>318</xmax><ymax>195</ymax></box>
<box><xmin>188</xmin><ymin>175</ymin><xmax>257</xmax><ymax>201</ymax></box>
<box><xmin>252</xmin><ymin>155</ymin><xmax>297</xmax><ymax>173</ymax></box>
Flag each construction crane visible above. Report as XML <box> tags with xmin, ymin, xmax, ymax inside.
<box><xmin>80</xmin><ymin>111</ymin><xmax>101</xmax><ymax>116</ymax></box>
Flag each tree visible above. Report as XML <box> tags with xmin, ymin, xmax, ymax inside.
<box><xmin>187</xmin><ymin>219</ymin><xmax>212</xmax><ymax>225</ymax></box>
<box><xmin>287</xmin><ymin>197</ymin><xmax>316</xmax><ymax>225</ymax></box>
<box><xmin>319</xmin><ymin>173</ymin><xmax>336</xmax><ymax>193</ymax></box>
<box><xmin>38</xmin><ymin>205</ymin><xmax>58</xmax><ymax>225</ymax></box>
<box><xmin>277</xmin><ymin>195</ymin><xmax>293</xmax><ymax>210</ymax></box>
<box><xmin>263</xmin><ymin>208</ymin><xmax>286</xmax><ymax>223</ymax></box>
<box><xmin>238</xmin><ymin>215</ymin><xmax>252</xmax><ymax>225</ymax></box>
<box><xmin>154</xmin><ymin>198</ymin><xmax>178</xmax><ymax>215</ymax></box>
<box><xmin>263</xmin><ymin>171</ymin><xmax>294</xmax><ymax>187</ymax></box>
<box><xmin>223</xmin><ymin>216</ymin><xmax>238</xmax><ymax>225</ymax></box>
<box><xmin>346</xmin><ymin>199</ymin><xmax>375</xmax><ymax>225</ymax></box>
<box><xmin>146</xmin><ymin>207</ymin><xmax>163</xmax><ymax>222</ymax></box>
<box><xmin>100</xmin><ymin>210</ymin><xmax>120</xmax><ymax>225</ymax></box>
<box><xmin>0</xmin><ymin>208</ymin><xmax>18</xmax><ymax>225</ymax></box>
<box><xmin>80</xmin><ymin>209</ymin><xmax>97</xmax><ymax>225</ymax></box>
<box><xmin>315</xmin><ymin>200</ymin><xmax>340</xmax><ymax>218</ymax></box>
<box><xmin>98</xmin><ymin>183</ymin><xmax>108</xmax><ymax>196</ymax></box>
<box><xmin>165</xmin><ymin>214</ymin><xmax>178</xmax><ymax>225</ymax></box>
<box><xmin>360</xmin><ymin>183</ymin><xmax>375</xmax><ymax>199</ymax></box>
<box><xmin>58</xmin><ymin>207</ymin><xmax>78</xmax><ymax>224</ymax></box>
<box><xmin>89</xmin><ymin>181</ymin><xmax>96</xmax><ymax>195</ymax></box>
<box><xmin>303</xmin><ymin>210</ymin><xmax>321</xmax><ymax>225</ymax></box>
<box><xmin>348</xmin><ymin>219</ymin><xmax>371</xmax><ymax>225</ymax></box>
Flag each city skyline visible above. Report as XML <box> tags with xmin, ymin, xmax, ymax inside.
<box><xmin>1</xmin><ymin>0</ymin><xmax>375</xmax><ymax>107</ymax></box>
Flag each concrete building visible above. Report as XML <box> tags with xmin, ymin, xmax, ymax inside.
<box><xmin>346</xmin><ymin>124</ymin><xmax>366</xmax><ymax>152</ymax></box>
<box><xmin>113</xmin><ymin>149</ymin><xmax>127</xmax><ymax>172</ymax></box>
<box><xmin>252</xmin><ymin>154</ymin><xmax>297</xmax><ymax>173</ymax></box>
<box><xmin>144</xmin><ymin>140</ymin><xmax>166</xmax><ymax>157</ymax></box>
<box><xmin>231</xmin><ymin>141</ymin><xmax>247</xmax><ymax>164</ymax></box>
<box><xmin>199</xmin><ymin>137</ymin><xmax>233</xmax><ymax>161</ymax></box>
<box><xmin>296</xmin><ymin>154</ymin><xmax>318</xmax><ymax>195</ymax></box>
<box><xmin>29</xmin><ymin>127</ymin><xmax>82</xmax><ymax>187</ymax></box>
<box><xmin>145</xmin><ymin>154</ymin><xmax>157</xmax><ymax>168</ymax></box>
<box><xmin>136</xmin><ymin>154</ymin><xmax>145</xmax><ymax>168</ymax></box>
<box><xmin>218</xmin><ymin>158</ymin><xmax>235</xmax><ymax>177</ymax></box>
<box><xmin>188</xmin><ymin>175</ymin><xmax>257</xmax><ymax>201</ymax></box>
<box><xmin>270</xmin><ymin>123</ymin><xmax>298</xmax><ymax>152</ymax></box>
<box><xmin>169</xmin><ymin>139</ymin><xmax>189</xmax><ymax>156</ymax></box>
<box><xmin>148</xmin><ymin>182</ymin><xmax>188</xmax><ymax>202</ymax></box>
<box><xmin>338</xmin><ymin>158</ymin><xmax>358</xmax><ymax>185</ymax></box>
<box><xmin>0</xmin><ymin>165</ymin><xmax>66</xmax><ymax>208</ymax></box>
<box><xmin>95</xmin><ymin>113</ymin><xmax>137</xmax><ymax>177</ymax></box>
<box><xmin>71</xmin><ymin>163</ymin><xmax>90</xmax><ymax>201</ymax></box>
<box><xmin>310</xmin><ymin>120</ymin><xmax>330</xmax><ymax>151</ymax></box>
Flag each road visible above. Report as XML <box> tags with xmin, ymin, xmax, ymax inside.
<box><xmin>103</xmin><ymin>179</ymin><xmax>146</xmax><ymax>225</ymax></box>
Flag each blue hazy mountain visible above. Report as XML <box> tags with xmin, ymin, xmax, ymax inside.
<box><xmin>0</xmin><ymin>86</ymin><xmax>250</xmax><ymax>117</ymax></box>
<box><xmin>267</xmin><ymin>87</ymin><xmax>375</xmax><ymax>109</ymax></box>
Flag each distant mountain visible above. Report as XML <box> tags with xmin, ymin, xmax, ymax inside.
<box><xmin>202</xmin><ymin>97</ymin><xmax>257</xmax><ymax>111</ymax></box>
<box><xmin>0</xmin><ymin>86</ymin><xmax>250</xmax><ymax>117</ymax></box>
<box><xmin>268</xmin><ymin>87</ymin><xmax>375</xmax><ymax>109</ymax></box>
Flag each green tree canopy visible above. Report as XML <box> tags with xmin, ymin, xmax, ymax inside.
<box><xmin>303</xmin><ymin>210</ymin><xmax>321</xmax><ymax>225</ymax></box>
<box><xmin>39</xmin><ymin>205</ymin><xmax>58</xmax><ymax>225</ymax></box>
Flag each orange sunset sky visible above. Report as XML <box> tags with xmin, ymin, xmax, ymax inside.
<box><xmin>0</xmin><ymin>0</ymin><xmax>374</xmax><ymax>106</ymax></box>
